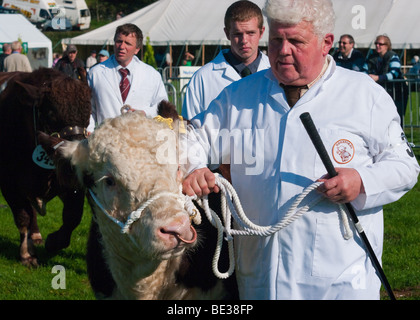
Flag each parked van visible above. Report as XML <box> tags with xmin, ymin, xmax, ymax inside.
<box><xmin>2</xmin><ymin>0</ymin><xmax>71</xmax><ymax>31</ymax></box>
<box><xmin>55</xmin><ymin>0</ymin><xmax>90</xmax><ymax>30</ymax></box>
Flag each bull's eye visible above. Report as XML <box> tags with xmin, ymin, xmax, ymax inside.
<box><xmin>105</xmin><ymin>177</ymin><xmax>116</xmax><ymax>187</ymax></box>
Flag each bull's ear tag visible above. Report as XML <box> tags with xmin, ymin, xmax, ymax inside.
<box><xmin>32</xmin><ymin>145</ymin><xmax>55</xmax><ymax>169</ymax></box>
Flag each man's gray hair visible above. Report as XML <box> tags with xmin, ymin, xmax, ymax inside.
<box><xmin>263</xmin><ymin>0</ymin><xmax>336</xmax><ymax>38</ymax></box>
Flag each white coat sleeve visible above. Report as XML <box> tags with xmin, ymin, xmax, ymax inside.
<box><xmin>352</xmin><ymin>90</ymin><xmax>420</xmax><ymax>210</ymax></box>
<box><xmin>87</xmin><ymin>70</ymin><xmax>97</xmax><ymax>132</ymax></box>
<box><xmin>181</xmin><ymin>73</ymin><xmax>203</xmax><ymax>121</ymax></box>
<box><xmin>149</xmin><ymin>75</ymin><xmax>168</xmax><ymax>117</ymax></box>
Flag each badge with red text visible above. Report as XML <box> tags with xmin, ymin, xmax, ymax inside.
<box><xmin>332</xmin><ymin>139</ymin><xmax>355</xmax><ymax>164</ymax></box>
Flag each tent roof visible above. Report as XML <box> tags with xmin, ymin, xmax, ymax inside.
<box><xmin>63</xmin><ymin>0</ymin><xmax>417</xmax><ymax>49</ymax></box>
<box><xmin>0</xmin><ymin>14</ymin><xmax>52</xmax><ymax>49</ymax></box>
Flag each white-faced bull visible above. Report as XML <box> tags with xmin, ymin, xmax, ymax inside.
<box><xmin>38</xmin><ymin>101</ymin><xmax>237</xmax><ymax>299</ymax></box>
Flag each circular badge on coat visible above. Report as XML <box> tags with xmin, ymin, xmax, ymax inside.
<box><xmin>332</xmin><ymin>139</ymin><xmax>355</xmax><ymax>164</ymax></box>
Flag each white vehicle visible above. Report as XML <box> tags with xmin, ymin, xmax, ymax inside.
<box><xmin>2</xmin><ymin>0</ymin><xmax>71</xmax><ymax>30</ymax></box>
<box><xmin>55</xmin><ymin>0</ymin><xmax>90</xmax><ymax>30</ymax></box>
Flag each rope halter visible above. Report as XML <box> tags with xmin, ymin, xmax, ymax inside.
<box><xmin>88</xmin><ymin>185</ymin><xmax>199</xmax><ymax>246</ymax></box>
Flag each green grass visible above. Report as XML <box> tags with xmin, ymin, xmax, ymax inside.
<box><xmin>0</xmin><ymin>197</ymin><xmax>95</xmax><ymax>300</ymax></box>
<box><xmin>0</xmin><ymin>155</ymin><xmax>419</xmax><ymax>300</ymax></box>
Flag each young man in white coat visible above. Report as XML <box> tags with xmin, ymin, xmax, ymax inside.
<box><xmin>182</xmin><ymin>0</ymin><xmax>420</xmax><ymax>299</ymax></box>
<box><xmin>87</xmin><ymin>23</ymin><xmax>167</xmax><ymax>133</ymax></box>
<box><xmin>181</xmin><ymin>0</ymin><xmax>270</xmax><ymax>121</ymax></box>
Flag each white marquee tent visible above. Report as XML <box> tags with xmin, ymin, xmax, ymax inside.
<box><xmin>0</xmin><ymin>14</ymin><xmax>53</xmax><ymax>68</ymax></box>
<box><xmin>63</xmin><ymin>0</ymin><xmax>418</xmax><ymax>50</ymax></box>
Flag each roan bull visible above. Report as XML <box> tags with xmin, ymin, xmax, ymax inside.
<box><xmin>0</xmin><ymin>68</ymin><xmax>91</xmax><ymax>267</ymax></box>
<box><xmin>39</xmin><ymin>101</ymin><xmax>237</xmax><ymax>299</ymax></box>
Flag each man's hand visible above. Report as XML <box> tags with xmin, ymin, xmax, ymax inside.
<box><xmin>182</xmin><ymin>167</ymin><xmax>220</xmax><ymax>197</ymax></box>
<box><xmin>317</xmin><ymin>167</ymin><xmax>365</xmax><ymax>203</ymax></box>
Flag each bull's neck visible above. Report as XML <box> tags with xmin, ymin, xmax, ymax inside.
<box><xmin>110</xmin><ymin>255</ymin><xmax>186</xmax><ymax>299</ymax></box>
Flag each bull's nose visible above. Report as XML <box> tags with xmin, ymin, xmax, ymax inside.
<box><xmin>158</xmin><ymin>220</ymin><xmax>197</xmax><ymax>245</ymax></box>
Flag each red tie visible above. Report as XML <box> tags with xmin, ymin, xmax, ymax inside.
<box><xmin>119</xmin><ymin>68</ymin><xmax>130</xmax><ymax>103</ymax></box>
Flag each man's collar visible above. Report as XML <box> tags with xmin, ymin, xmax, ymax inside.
<box><xmin>224</xmin><ymin>49</ymin><xmax>263</xmax><ymax>74</ymax></box>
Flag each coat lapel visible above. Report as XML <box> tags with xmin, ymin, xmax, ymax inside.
<box><xmin>102</xmin><ymin>61</ymin><xmax>123</xmax><ymax>105</ymax></box>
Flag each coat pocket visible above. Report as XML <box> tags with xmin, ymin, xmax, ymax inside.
<box><xmin>311</xmin><ymin>216</ymin><xmax>365</xmax><ymax>278</ymax></box>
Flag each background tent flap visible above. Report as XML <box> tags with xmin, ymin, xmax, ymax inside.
<box><xmin>62</xmin><ymin>0</ymin><xmax>419</xmax><ymax>49</ymax></box>
<box><xmin>0</xmin><ymin>14</ymin><xmax>53</xmax><ymax>68</ymax></box>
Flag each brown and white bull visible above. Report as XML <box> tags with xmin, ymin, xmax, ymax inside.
<box><xmin>39</xmin><ymin>104</ymin><xmax>237</xmax><ymax>299</ymax></box>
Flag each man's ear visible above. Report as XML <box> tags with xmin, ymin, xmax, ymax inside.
<box><xmin>224</xmin><ymin>27</ymin><xmax>231</xmax><ymax>41</ymax></box>
<box><xmin>322</xmin><ymin>33</ymin><xmax>334</xmax><ymax>56</ymax></box>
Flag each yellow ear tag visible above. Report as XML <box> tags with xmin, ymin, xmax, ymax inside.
<box><xmin>154</xmin><ymin>115</ymin><xmax>174</xmax><ymax>129</ymax></box>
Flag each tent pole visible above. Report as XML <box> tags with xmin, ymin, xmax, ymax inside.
<box><xmin>202</xmin><ymin>45</ymin><xmax>205</xmax><ymax>66</ymax></box>
<box><xmin>169</xmin><ymin>45</ymin><xmax>173</xmax><ymax>79</ymax></box>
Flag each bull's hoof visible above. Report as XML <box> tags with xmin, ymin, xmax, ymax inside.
<box><xmin>21</xmin><ymin>256</ymin><xmax>39</xmax><ymax>268</ymax></box>
<box><xmin>45</xmin><ymin>230</ymin><xmax>71</xmax><ymax>253</ymax></box>
<box><xmin>31</xmin><ymin>232</ymin><xmax>44</xmax><ymax>246</ymax></box>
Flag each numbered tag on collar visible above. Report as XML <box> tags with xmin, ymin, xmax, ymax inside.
<box><xmin>32</xmin><ymin>145</ymin><xmax>55</xmax><ymax>169</ymax></box>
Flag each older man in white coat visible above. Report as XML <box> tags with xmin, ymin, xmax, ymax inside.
<box><xmin>87</xmin><ymin>23</ymin><xmax>167</xmax><ymax>133</ymax></box>
<box><xmin>182</xmin><ymin>0</ymin><xmax>420</xmax><ymax>300</ymax></box>
<box><xmin>181</xmin><ymin>0</ymin><xmax>270</xmax><ymax>121</ymax></box>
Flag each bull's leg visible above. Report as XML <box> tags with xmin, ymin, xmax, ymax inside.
<box><xmin>45</xmin><ymin>189</ymin><xmax>85</xmax><ymax>252</ymax></box>
<box><xmin>28</xmin><ymin>204</ymin><xmax>43</xmax><ymax>245</ymax></box>
<box><xmin>2</xmin><ymin>188</ymin><xmax>39</xmax><ymax>267</ymax></box>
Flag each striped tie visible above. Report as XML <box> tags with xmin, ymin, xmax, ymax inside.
<box><xmin>119</xmin><ymin>68</ymin><xmax>130</xmax><ymax>103</ymax></box>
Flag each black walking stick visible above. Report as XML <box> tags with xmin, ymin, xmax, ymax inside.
<box><xmin>300</xmin><ymin>112</ymin><xmax>396</xmax><ymax>300</ymax></box>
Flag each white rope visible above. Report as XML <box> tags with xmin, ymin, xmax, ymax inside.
<box><xmin>185</xmin><ymin>173</ymin><xmax>353</xmax><ymax>279</ymax></box>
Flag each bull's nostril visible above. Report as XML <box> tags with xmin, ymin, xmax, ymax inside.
<box><xmin>160</xmin><ymin>228</ymin><xmax>174</xmax><ymax>235</ymax></box>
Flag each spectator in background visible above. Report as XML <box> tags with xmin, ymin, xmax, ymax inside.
<box><xmin>182</xmin><ymin>51</ymin><xmax>195</xmax><ymax>66</ymax></box>
<box><xmin>0</xmin><ymin>43</ymin><xmax>12</xmax><ymax>71</ymax></box>
<box><xmin>364</xmin><ymin>35</ymin><xmax>408</xmax><ymax>123</ymax></box>
<box><xmin>3</xmin><ymin>41</ymin><xmax>32</xmax><ymax>72</ymax></box>
<box><xmin>98</xmin><ymin>49</ymin><xmax>109</xmax><ymax>63</ymax></box>
<box><xmin>408</xmin><ymin>55</ymin><xmax>420</xmax><ymax>77</ymax></box>
<box><xmin>333</xmin><ymin>34</ymin><xmax>365</xmax><ymax>71</ymax></box>
<box><xmin>52</xmin><ymin>53</ymin><xmax>62</xmax><ymax>67</ymax></box>
<box><xmin>86</xmin><ymin>50</ymin><xmax>97</xmax><ymax>71</ymax></box>
<box><xmin>54</xmin><ymin>44</ymin><xmax>85</xmax><ymax>80</ymax></box>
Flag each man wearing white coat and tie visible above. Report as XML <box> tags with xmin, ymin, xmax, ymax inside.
<box><xmin>87</xmin><ymin>23</ymin><xmax>167</xmax><ymax>133</ymax></box>
<box><xmin>182</xmin><ymin>0</ymin><xmax>420</xmax><ymax>299</ymax></box>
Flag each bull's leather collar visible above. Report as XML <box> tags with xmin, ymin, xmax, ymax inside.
<box><xmin>52</xmin><ymin>126</ymin><xmax>87</xmax><ymax>139</ymax></box>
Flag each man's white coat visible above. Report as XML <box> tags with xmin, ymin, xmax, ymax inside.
<box><xmin>87</xmin><ymin>55</ymin><xmax>167</xmax><ymax>131</ymax></box>
<box><xmin>186</xmin><ymin>57</ymin><xmax>420</xmax><ymax>299</ymax></box>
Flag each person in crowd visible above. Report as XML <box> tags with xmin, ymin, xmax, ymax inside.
<box><xmin>52</xmin><ymin>52</ymin><xmax>62</xmax><ymax>67</ymax></box>
<box><xmin>181</xmin><ymin>0</ymin><xmax>270</xmax><ymax>120</ymax></box>
<box><xmin>87</xmin><ymin>23</ymin><xmax>167</xmax><ymax>133</ymax></box>
<box><xmin>182</xmin><ymin>51</ymin><xmax>195</xmax><ymax>66</ymax></box>
<box><xmin>54</xmin><ymin>44</ymin><xmax>85</xmax><ymax>80</ymax></box>
<box><xmin>0</xmin><ymin>43</ymin><xmax>12</xmax><ymax>71</ymax></box>
<box><xmin>3</xmin><ymin>41</ymin><xmax>32</xmax><ymax>72</ymax></box>
<box><xmin>408</xmin><ymin>55</ymin><xmax>420</xmax><ymax>77</ymax></box>
<box><xmin>333</xmin><ymin>34</ymin><xmax>365</xmax><ymax>71</ymax></box>
<box><xmin>86</xmin><ymin>50</ymin><xmax>97</xmax><ymax>71</ymax></box>
<box><xmin>98</xmin><ymin>49</ymin><xmax>110</xmax><ymax>63</ymax></box>
<box><xmin>365</xmin><ymin>35</ymin><xmax>408</xmax><ymax>123</ymax></box>
<box><xmin>181</xmin><ymin>0</ymin><xmax>420</xmax><ymax>300</ymax></box>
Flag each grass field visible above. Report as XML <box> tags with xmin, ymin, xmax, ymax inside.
<box><xmin>0</xmin><ymin>156</ymin><xmax>419</xmax><ymax>300</ymax></box>
<box><xmin>0</xmin><ymin>197</ymin><xmax>95</xmax><ymax>300</ymax></box>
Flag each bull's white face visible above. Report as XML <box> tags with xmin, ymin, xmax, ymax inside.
<box><xmin>63</xmin><ymin>112</ymin><xmax>196</xmax><ymax>261</ymax></box>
